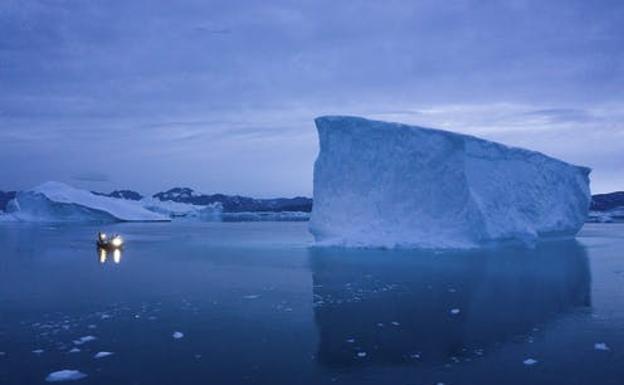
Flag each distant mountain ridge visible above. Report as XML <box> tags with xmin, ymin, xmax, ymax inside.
<box><xmin>2</xmin><ymin>187</ymin><xmax>622</xmax><ymax>215</ymax></box>
<box><xmin>0</xmin><ymin>191</ymin><xmax>16</xmax><ymax>212</ymax></box>
<box><xmin>151</xmin><ymin>187</ymin><xmax>313</xmax><ymax>213</ymax></box>
<box><xmin>90</xmin><ymin>187</ymin><xmax>312</xmax><ymax>213</ymax></box>
<box><xmin>590</xmin><ymin>191</ymin><xmax>624</xmax><ymax>211</ymax></box>
<box><xmin>92</xmin><ymin>189</ymin><xmax>144</xmax><ymax>201</ymax></box>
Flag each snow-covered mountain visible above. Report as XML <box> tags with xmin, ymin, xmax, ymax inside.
<box><xmin>152</xmin><ymin>187</ymin><xmax>312</xmax><ymax>213</ymax></box>
<box><xmin>92</xmin><ymin>189</ymin><xmax>144</xmax><ymax>201</ymax></box>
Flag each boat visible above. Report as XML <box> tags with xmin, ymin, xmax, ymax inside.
<box><xmin>97</xmin><ymin>232</ymin><xmax>124</xmax><ymax>250</ymax></box>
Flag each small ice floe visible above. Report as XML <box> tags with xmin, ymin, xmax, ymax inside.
<box><xmin>449</xmin><ymin>308</ymin><xmax>461</xmax><ymax>315</ymax></box>
<box><xmin>32</xmin><ymin>349</ymin><xmax>45</xmax><ymax>354</ymax></box>
<box><xmin>87</xmin><ymin>324</ymin><xmax>97</xmax><ymax>330</ymax></box>
<box><xmin>100</xmin><ymin>314</ymin><xmax>111</xmax><ymax>320</ymax></box>
<box><xmin>409</xmin><ymin>353</ymin><xmax>421</xmax><ymax>359</ymax></box>
<box><xmin>94</xmin><ymin>351</ymin><xmax>114</xmax><ymax>359</ymax></box>
<box><xmin>448</xmin><ymin>288</ymin><xmax>457</xmax><ymax>293</ymax></box>
<box><xmin>356</xmin><ymin>352</ymin><xmax>367</xmax><ymax>358</ymax></box>
<box><xmin>172</xmin><ymin>331</ymin><xmax>184</xmax><ymax>339</ymax></box>
<box><xmin>346</xmin><ymin>338</ymin><xmax>355</xmax><ymax>344</ymax></box>
<box><xmin>594</xmin><ymin>342</ymin><xmax>610</xmax><ymax>351</ymax></box>
<box><xmin>391</xmin><ymin>321</ymin><xmax>400</xmax><ymax>326</ymax></box>
<box><xmin>73</xmin><ymin>336</ymin><xmax>97</xmax><ymax>345</ymax></box>
<box><xmin>243</xmin><ymin>295</ymin><xmax>260</xmax><ymax>300</ymax></box>
<box><xmin>45</xmin><ymin>369</ymin><xmax>87</xmax><ymax>382</ymax></box>
<box><xmin>69</xmin><ymin>348</ymin><xmax>81</xmax><ymax>353</ymax></box>
<box><xmin>523</xmin><ymin>358</ymin><xmax>538</xmax><ymax>366</ymax></box>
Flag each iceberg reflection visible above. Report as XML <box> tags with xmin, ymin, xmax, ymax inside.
<box><xmin>309</xmin><ymin>240</ymin><xmax>590</xmax><ymax>368</ymax></box>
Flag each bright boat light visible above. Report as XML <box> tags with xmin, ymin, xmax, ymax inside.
<box><xmin>111</xmin><ymin>237</ymin><xmax>123</xmax><ymax>247</ymax></box>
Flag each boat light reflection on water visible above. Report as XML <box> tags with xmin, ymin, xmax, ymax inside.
<box><xmin>98</xmin><ymin>247</ymin><xmax>123</xmax><ymax>264</ymax></box>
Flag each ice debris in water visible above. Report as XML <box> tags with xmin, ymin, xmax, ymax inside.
<box><xmin>356</xmin><ymin>352</ymin><xmax>367</xmax><ymax>358</ymax></box>
<box><xmin>45</xmin><ymin>370</ymin><xmax>88</xmax><ymax>382</ymax></box>
<box><xmin>243</xmin><ymin>295</ymin><xmax>260</xmax><ymax>299</ymax></box>
<box><xmin>594</xmin><ymin>342</ymin><xmax>610</xmax><ymax>351</ymax></box>
<box><xmin>69</xmin><ymin>348</ymin><xmax>81</xmax><ymax>353</ymax></box>
<box><xmin>173</xmin><ymin>331</ymin><xmax>184</xmax><ymax>339</ymax></box>
<box><xmin>94</xmin><ymin>351</ymin><xmax>114</xmax><ymax>359</ymax></box>
<box><xmin>523</xmin><ymin>358</ymin><xmax>538</xmax><ymax>366</ymax></box>
<box><xmin>73</xmin><ymin>336</ymin><xmax>96</xmax><ymax>345</ymax></box>
<box><xmin>32</xmin><ymin>349</ymin><xmax>45</xmax><ymax>354</ymax></box>
<box><xmin>450</xmin><ymin>308</ymin><xmax>461</xmax><ymax>315</ymax></box>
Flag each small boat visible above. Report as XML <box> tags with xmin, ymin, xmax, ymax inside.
<box><xmin>97</xmin><ymin>232</ymin><xmax>124</xmax><ymax>250</ymax></box>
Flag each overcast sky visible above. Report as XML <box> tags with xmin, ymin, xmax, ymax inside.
<box><xmin>1</xmin><ymin>0</ymin><xmax>622</xmax><ymax>196</ymax></box>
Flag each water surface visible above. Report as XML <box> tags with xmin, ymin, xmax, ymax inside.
<box><xmin>1</xmin><ymin>222</ymin><xmax>623</xmax><ymax>384</ymax></box>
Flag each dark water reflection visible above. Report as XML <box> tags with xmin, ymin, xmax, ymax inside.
<box><xmin>310</xmin><ymin>241</ymin><xmax>590</xmax><ymax>368</ymax></box>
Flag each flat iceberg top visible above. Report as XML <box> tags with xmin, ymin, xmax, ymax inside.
<box><xmin>12</xmin><ymin>181</ymin><xmax>169</xmax><ymax>222</ymax></box>
<box><xmin>315</xmin><ymin>116</ymin><xmax>590</xmax><ymax>173</ymax></box>
<box><xmin>310</xmin><ymin>116</ymin><xmax>591</xmax><ymax>248</ymax></box>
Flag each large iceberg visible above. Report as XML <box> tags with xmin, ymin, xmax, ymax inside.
<box><xmin>309</xmin><ymin>116</ymin><xmax>591</xmax><ymax>248</ymax></box>
<box><xmin>7</xmin><ymin>182</ymin><xmax>169</xmax><ymax>222</ymax></box>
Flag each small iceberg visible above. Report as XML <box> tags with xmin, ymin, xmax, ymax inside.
<box><xmin>73</xmin><ymin>336</ymin><xmax>97</xmax><ymax>345</ymax></box>
<box><xmin>94</xmin><ymin>351</ymin><xmax>114</xmax><ymax>359</ymax></box>
<box><xmin>523</xmin><ymin>358</ymin><xmax>539</xmax><ymax>366</ymax></box>
<box><xmin>173</xmin><ymin>331</ymin><xmax>184</xmax><ymax>339</ymax></box>
<box><xmin>45</xmin><ymin>370</ymin><xmax>87</xmax><ymax>382</ymax></box>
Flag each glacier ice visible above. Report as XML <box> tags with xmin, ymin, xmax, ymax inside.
<box><xmin>309</xmin><ymin>116</ymin><xmax>591</xmax><ymax>248</ymax></box>
<box><xmin>7</xmin><ymin>182</ymin><xmax>168</xmax><ymax>223</ymax></box>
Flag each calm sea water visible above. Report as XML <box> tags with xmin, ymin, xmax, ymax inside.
<box><xmin>1</xmin><ymin>222</ymin><xmax>623</xmax><ymax>385</ymax></box>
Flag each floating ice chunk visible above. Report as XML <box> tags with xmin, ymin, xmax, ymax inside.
<box><xmin>243</xmin><ymin>295</ymin><xmax>260</xmax><ymax>299</ymax></box>
<box><xmin>594</xmin><ymin>342</ymin><xmax>610</xmax><ymax>351</ymax></box>
<box><xmin>73</xmin><ymin>336</ymin><xmax>97</xmax><ymax>345</ymax></box>
<box><xmin>346</xmin><ymin>338</ymin><xmax>355</xmax><ymax>343</ymax></box>
<box><xmin>391</xmin><ymin>321</ymin><xmax>400</xmax><ymax>326</ymax></box>
<box><xmin>45</xmin><ymin>370</ymin><xmax>87</xmax><ymax>382</ymax></box>
<box><xmin>69</xmin><ymin>348</ymin><xmax>81</xmax><ymax>353</ymax></box>
<box><xmin>309</xmin><ymin>116</ymin><xmax>591</xmax><ymax>248</ymax></box>
<box><xmin>356</xmin><ymin>352</ymin><xmax>367</xmax><ymax>358</ymax></box>
<box><xmin>87</xmin><ymin>324</ymin><xmax>97</xmax><ymax>329</ymax></box>
<box><xmin>523</xmin><ymin>358</ymin><xmax>538</xmax><ymax>366</ymax></box>
<box><xmin>8</xmin><ymin>181</ymin><xmax>169</xmax><ymax>223</ymax></box>
<box><xmin>450</xmin><ymin>308</ymin><xmax>461</xmax><ymax>315</ymax></box>
<box><xmin>173</xmin><ymin>331</ymin><xmax>184</xmax><ymax>339</ymax></box>
<box><xmin>32</xmin><ymin>349</ymin><xmax>45</xmax><ymax>354</ymax></box>
<box><xmin>94</xmin><ymin>351</ymin><xmax>114</xmax><ymax>359</ymax></box>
